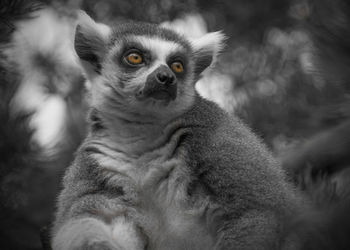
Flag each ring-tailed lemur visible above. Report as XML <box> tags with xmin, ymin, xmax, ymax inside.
<box><xmin>52</xmin><ymin>11</ymin><xmax>302</xmax><ymax>250</ymax></box>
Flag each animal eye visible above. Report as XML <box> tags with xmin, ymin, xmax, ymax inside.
<box><xmin>171</xmin><ymin>61</ymin><xmax>184</xmax><ymax>73</ymax></box>
<box><xmin>125</xmin><ymin>52</ymin><xmax>143</xmax><ymax>65</ymax></box>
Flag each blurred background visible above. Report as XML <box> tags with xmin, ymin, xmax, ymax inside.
<box><xmin>1</xmin><ymin>0</ymin><xmax>350</xmax><ymax>249</ymax></box>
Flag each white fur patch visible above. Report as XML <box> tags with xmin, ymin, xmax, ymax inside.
<box><xmin>131</xmin><ymin>36</ymin><xmax>185</xmax><ymax>63</ymax></box>
<box><xmin>52</xmin><ymin>217</ymin><xmax>144</xmax><ymax>250</ymax></box>
<box><xmin>111</xmin><ymin>217</ymin><xmax>145</xmax><ymax>249</ymax></box>
<box><xmin>52</xmin><ymin>218</ymin><xmax>114</xmax><ymax>250</ymax></box>
<box><xmin>191</xmin><ymin>31</ymin><xmax>226</xmax><ymax>67</ymax></box>
<box><xmin>161</xmin><ymin>14</ymin><xmax>208</xmax><ymax>39</ymax></box>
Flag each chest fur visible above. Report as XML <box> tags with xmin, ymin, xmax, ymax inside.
<box><xmin>92</xmin><ymin>141</ymin><xmax>213</xmax><ymax>249</ymax></box>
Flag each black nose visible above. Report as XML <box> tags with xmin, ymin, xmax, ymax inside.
<box><xmin>156</xmin><ymin>71</ymin><xmax>175</xmax><ymax>85</ymax></box>
<box><xmin>142</xmin><ymin>65</ymin><xmax>177</xmax><ymax>101</ymax></box>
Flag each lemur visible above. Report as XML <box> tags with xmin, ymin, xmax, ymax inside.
<box><xmin>52</xmin><ymin>12</ymin><xmax>302</xmax><ymax>250</ymax></box>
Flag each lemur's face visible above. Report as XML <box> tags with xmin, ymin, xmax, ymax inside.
<box><xmin>75</xmin><ymin>12</ymin><xmax>224</xmax><ymax>121</ymax></box>
<box><xmin>100</xmin><ymin>29</ymin><xmax>196</xmax><ymax>117</ymax></box>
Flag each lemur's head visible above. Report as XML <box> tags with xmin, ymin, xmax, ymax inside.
<box><xmin>75</xmin><ymin>12</ymin><xmax>224</xmax><ymax>122</ymax></box>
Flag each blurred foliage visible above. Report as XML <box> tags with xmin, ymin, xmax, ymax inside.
<box><xmin>82</xmin><ymin>0</ymin><xmax>197</xmax><ymax>24</ymax></box>
<box><xmin>0</xmin><ymin>2</ymin><xmax>83</xmax><ymax>249</ymax></box>
<box><xmin>200</xmin><ymin>0</ymin><xmax>350</xmax><ymax>156</ymax></box>
<box><xmin>1</xmin><ymin>0</ymin><xmax>350</xmax><ymax>249</ymax></box>
<box><xmin>199</xmin><ymin>0</ymin><xmax>292</xmax><ymax>45</ymax></box>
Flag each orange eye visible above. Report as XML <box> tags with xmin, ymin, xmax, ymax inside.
<box><xmin>171</xmin><ymin>61</ymin><xmax>184</xmax><ymax>73</ymax></box>
<box><xmin>126</xmin><ymin>52</ymin><xmax>143</xmax><ymax>65</ymax></box>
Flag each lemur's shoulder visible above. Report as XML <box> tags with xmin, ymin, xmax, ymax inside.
<box><xmin>183</xmin><ymin>94</ymin><xmax>299</xmax><ymax>212</ymax></box>
<box><xmin>184</xmin><ymin>93</ymin><xmax>270</xmax><ymax>155</ymax></box>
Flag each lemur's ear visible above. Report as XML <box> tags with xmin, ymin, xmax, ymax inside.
<box><xmin>74</xmin><ymin>11</ymin><xmax>111</xmax><ymax>78</ymax></box>
<box><xmin>191</xmin><ymin>31</ymin><xmax>226</xmax><ymax>78</ymax></box>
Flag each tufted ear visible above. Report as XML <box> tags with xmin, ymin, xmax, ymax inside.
<box><xmin>74</xmin><ymin>11</ymin><xmax>111</xmax><ymax>79</ymax></box>
<box><xmin>191</xmin><ymin>31</ymin><xmax>226</xmax><ymax>79</ymax></box>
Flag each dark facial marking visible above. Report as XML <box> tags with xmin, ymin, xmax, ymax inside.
<box><xmin>193</xmin><ymin>48</ymin><xmax>213</xmax><ymax>81</ymax></box>
<box><xmin>114</xmin><ymin>41</ymin><xmax>152</xmax><ymax>73</ymax></box>
<box><xmin>167</xmin><ymin>52</ymin><xmax>188</xmax><ymax>78</ymax></box>
<box><xmin>140</xmin><ymin>65</ymin><xmax>177</xmax><ymax>101</ymax></box>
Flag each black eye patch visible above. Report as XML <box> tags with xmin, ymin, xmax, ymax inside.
<box><xmin>118</xmin><ymin>41</ymin><xmax>151</xmax><ymax>65</ymax></box>
<box><xmin>166</xmin><ymin>52</ymin><xmax>188</xmax><ymax>77</ymax></box>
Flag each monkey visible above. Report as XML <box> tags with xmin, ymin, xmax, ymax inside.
<box><xmin>51</xmin><ymin>11</ymin><xmax>302</xmax><ymax>250</ymax></box>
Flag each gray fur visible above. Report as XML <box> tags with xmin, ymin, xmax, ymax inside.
<box><xmin>52</xmin><ymin>16</ymin><xmax>302</xmax><ymax>250</ymax></box>
<box><xmin>110</xmin><ymin>22</ymin><xmax>192</xmax><ymax>51</ymax></box>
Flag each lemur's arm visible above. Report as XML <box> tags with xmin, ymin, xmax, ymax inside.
<box><xmin>204</xmin><ymin>161</ymin><xmax>291</xmax><ymax>250</ymax></box>
<box><xmin>51</xmin><ymin>155</ymin><xmax>147</xmax><ymax>250</ymax></box>
<box><xmin>52</xmin><ymin>190</ymin><xmax>146</xmax><ymax>250</ymax></box>
<box><xmin>214</xmin><ymin>210</ymin><xmax>281</xmax><ymax>250</ymax></box>
<box><xmin>200</xmin><ymin>164</ymin><xmax>286</xmax><ymax>250</ymax></box>
<box><xmin>191</xmin><ymin>120</ymin><xmax>298</xmax><ymax>250</ymax></box>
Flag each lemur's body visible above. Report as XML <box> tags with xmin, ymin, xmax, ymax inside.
<box><xmin>52</xmin><ymin>12</ymin><xmax>301</xmax><ymax>250</ymax></box>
